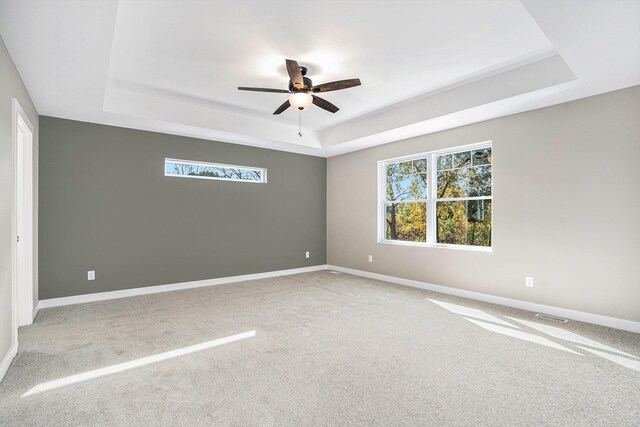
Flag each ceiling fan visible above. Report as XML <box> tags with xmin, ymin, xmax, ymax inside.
<box><xmin>238</xmin><ymin>59</ymin><xmax>361</xmax><ymax>115</ymax></box>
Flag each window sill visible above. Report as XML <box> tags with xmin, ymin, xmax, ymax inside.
<box><xmin>379</xmin><ymin>239</ymin><xmax>492</xmax><ymax>252</ymax></box>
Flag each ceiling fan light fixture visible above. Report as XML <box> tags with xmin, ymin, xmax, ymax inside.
<box><xmin>239</xmin><ymin>59</ymin><xmax>360</xmax><ymax>115</ymax></box>
<box><xmin>288</xmin><ymin>92</ymin><xmax>313</xmax><ymax>110</ymax></box>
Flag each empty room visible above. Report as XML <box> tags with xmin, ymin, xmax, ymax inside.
<box><xmin>1</xmin><ymin>0</ymin><xmax>639</xmax><ymax>425</ymax></box>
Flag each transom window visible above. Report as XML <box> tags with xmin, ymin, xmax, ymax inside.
<box><xmin>165</xmin><ymin>158</ymin><xmax>267</xmax><ymax>183</ymax></box>
<box><xmin>380</xmin><ymin>142</ymin><xmax>492</xmax><ymax>250</ymax></box>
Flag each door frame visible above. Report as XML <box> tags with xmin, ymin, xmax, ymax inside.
<box><xmin>11</xmin><ymin>98</ymin><xmax>35</xmax><ymax>349</ymax></box>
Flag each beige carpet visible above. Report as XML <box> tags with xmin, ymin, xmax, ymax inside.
<box><xmin>1</xmin><ymin>271</ymin><xmax>639</xmax><ymax>426</ymax></box>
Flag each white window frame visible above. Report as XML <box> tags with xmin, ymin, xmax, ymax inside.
<box><xmin>378</xmin><ymin>141</ymin><xmax>492</xmax><ymax>252</ymax></box>
<box><xmin>164</xmin><ymin>158</ymin><xmax>267</xmax><ymax>183</ymax></box>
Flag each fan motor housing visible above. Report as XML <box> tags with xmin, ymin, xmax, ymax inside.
<box><xmin>289</xmin><ymin>66</ymin><xmax>312</xmax><ymax>92</ymax></box>
<box><xmin>289</xmin><ymin>76</ymin><xmax>313</xmax><ymax>92</ymax></box>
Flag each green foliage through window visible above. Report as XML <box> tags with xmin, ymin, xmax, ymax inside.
<box><xmin>386</xmin><ymin>202</ymin><xmax>426</xmax><ymax>242</ymax></box>
<box><xmin>383</xmin><ymin>145</ymin><xmax>492</xmax><ymax>248</ymax></box>
<box><xmin>385</xmin><ymin>157</ymin><xmax>428</xmax><ymax>242</ymax></box>
<box><xmin>437</xmin><ymin>200</ymin><xmax>492</xmax><ymax>246</ymax></box>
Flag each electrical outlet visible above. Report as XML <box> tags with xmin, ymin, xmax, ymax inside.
<box><xmin>305</xmin><ymin>251</ymin><xmax>310</xmax><ymax>259</ymax></box>
<box><xmin>88</xmin><ymin>270</ymin><xmax>95</xmax><ymax>281</ymax></box>
<box><xmin>368</xmin><ymin>255</ymin><xmax>373</xmax><ymax>263</ymax></box>
<box><xmin>525</xmin><ymin>276</ymin><xmax>534</xmax><ymax>288</ymax></box>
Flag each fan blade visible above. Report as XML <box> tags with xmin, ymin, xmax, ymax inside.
<box><xmin>311</xmin><ymin>78</ymin><xmax>361</xmax><ymax>93</ymax></box>
<box><xmin>238</xmin><ymin>87</ymin><xmax>290</xmax><ymax>93</ymax></box>
<box><xmin>312</xmin><ymin>95</ymin><xmax>339</xmax><ymax>113</ymax></box>
<box><xmin>285</xmin><ymin>59</ymin><xmax>304</xmax><ymax>89</ymax></box>
<box><xmin>273</xmin><ymin>100</ymin><xmax>291</xmax><ymax>115</ymax></box>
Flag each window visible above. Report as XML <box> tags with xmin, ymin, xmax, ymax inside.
<box><xmin>165</xmin><ymin>158</ymin><xmax>266</xmax><ymax>183</ymax></box>
<box><xmin>384</xmin><ymin>158</ymin><xmax>428</xmax><ymax>242</ymax></box>
<box><xmin>380</xmin><ymin>142</ymin><xmax>492</xmax><ymax>250</ymax></box>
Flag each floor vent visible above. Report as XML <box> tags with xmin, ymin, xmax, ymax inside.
<box><xmin>330</xmin><ymin>271</ymin><xmax>342</xmax><ymax>275</ymax></box>
<box><xmin>535</xmin><ymin>313</ymin><xmax>568</xmax><ymax>323</ymax></box>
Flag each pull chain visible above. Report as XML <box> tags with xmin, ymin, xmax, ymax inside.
<box><xmin>298</xmin><ymin>110</ymin><xmax>302</xmax><ymax>137</ymax></box>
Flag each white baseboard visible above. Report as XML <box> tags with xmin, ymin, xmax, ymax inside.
<box><xmin>0</xmin><ymin>342</ymin><xmax>18</xmax><ymax>384</ymax></box>
<box><xmin>39</xmin><ymin>265</ymin><xmax>328</xmax><ymax>309</ymax></box>
<box><xmin>327</xmin><ymin>265</ymin><xmax>640</xmax><ymax>334</ymax></box>
<box><xmin>33</xmin><ymin>302</ymin><xmax>40</xmax><ymax>320</ymax></box>
<box><xmin>35</xmin><ymin>263</ymin><xmax>640</xmax><ymax>334</ymax></box>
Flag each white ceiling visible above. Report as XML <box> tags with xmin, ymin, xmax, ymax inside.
<box><xmin>1</xmin><ymin>0</ymin><xmax>638</xmax><ymax>157</ymax></box>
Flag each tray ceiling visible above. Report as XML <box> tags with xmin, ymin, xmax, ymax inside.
<box><xmin>1</xmin><ymin>0</ymin><xmax>638</xmax><ymax>156</ymax></box>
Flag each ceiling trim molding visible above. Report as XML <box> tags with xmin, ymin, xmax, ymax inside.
<box><xmin>319</xmin><ymin>54</ymin><xmax>576</xmax><ymax>153</ymax></box>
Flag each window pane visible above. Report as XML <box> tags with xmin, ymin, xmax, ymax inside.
<box><xmin>165</xmin><ymin>160</ymin><xmax>264</xmax><ymax>183</ymax></box>
<box><xmin>468</xmin><ymin>165</ymin><xmax>491</xmax><ymax>197</ymax></box>
<box><xmin>386</xmin><ymin>173</ymin><xmax>427</xmax><ymax>201</ymax></box>
<box><xmin>239</xmin><ymin>169</ymin><xmax>263</xmax><ymax>181</ymax></box>
<box><xmin>385</xmin><ymin>202</ymin><xmax>426</xmax><ymax>242</ymax></box>
<box><xmin>472</xmin><ymin>148</ymin><xmax>491</xmax><ymax>166</ymax></box>
<box><xmin>386</xmin><ymin>158</ymin><xmax>428</xmax><ymax>201</ymax></box>
<box><xmin>413</xmin><ymin>158</ymin><xmax>427</xmax><ymax>173</ymax></box>
<box><xmin>387</xmin><ymin>160</ymin><xmax>413</xmax><ymax>176</ymax></box>
<box><xmin>387</xmin><ymin>158</ymin><xmax>427</xmax><ymax>174</ymax></box>
<box><xmin>437</xmin><ymin>154</ymin><xmax>452</xmax><ymax>171</ymax></box>
<box><xmin>453</xmin><ymin>151</ymin><xmax>471</xmax><ymax>168</ymax></box>
<box><xmin>437</xmin><ymin>165</ymin><xmax>491</xmax><ymax>198</ymax></box>
<box><xmin>437</xmin><ymin>200</ymin><xmax>492</xmax><ymax>246</ymax></box>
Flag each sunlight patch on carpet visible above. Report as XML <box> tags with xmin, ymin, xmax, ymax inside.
<box><xmin>427</xmin><ymin>299</ymin><xmax>517</xmax><ymax>327</ymax></box>
<box><xmin>465</xmin><ymin>318</ymin><xmax>582</xmax><ymax>355</ymax></box>
<box><xmin>22</xmin><ymin>330</ymin><xmax>256</xmax><ymax>397</ymax></box>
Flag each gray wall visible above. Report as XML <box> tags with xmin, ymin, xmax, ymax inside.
<box><xmin>327</xmin><ymin>86</ymin><xmax>640</xmax><ymax>322</ymax></box>
<box><xmin>39</xmin><ymin>117</ymin><xmax>326</xmax><ymax>299</ymax></box>
<box><xmin>0</xmin><ymin>36</ymin><xmax>39</xmax><ymax>364</ymax></box>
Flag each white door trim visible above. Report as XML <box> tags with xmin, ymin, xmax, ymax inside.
<box><xmin>11</xmin><ymin>98</ymin><xmax>35</xmax><ymax>350</ymax></box>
